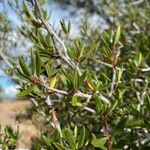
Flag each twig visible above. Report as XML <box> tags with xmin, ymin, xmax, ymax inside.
<box><xmin>31</xmin><ymin>96</ymin><xmax>63</xmax><ymax>137</ymax></box>
<box><xmin>50</xmin><ymin>107</ymin><xmax>63</xmax><ymax>138</ymax></box>
<box><xmin>103</xmin><ymin>114</ymin><xmax>112</xmax><ymax>150</ymax></box>
<box><xmin>131</xmin><ymin>78</ymin><xmax>145</xmax><ymax>82</ymax></box>
<box><xmin>43</xmin><ymin>84</ymin><xmax>110</xmax><ymax>105</ymax></box>
<box><xmin>31</xmin><ymin>75</ymin><xmax>110</xmax><ymax>107</ymax></box>
<box><xmin>51</xmin><ymin>35</ymin><xmax>61</xmax><ymax>66</ymax></box>
<box><xmin>94</xmin><ymin>58</ymin><xmax>113</xmax><ymax>68</ymax></box>
<box><xmin>42</xmin><ymin>84</ymin><xmax>68</xmax><ymax>95</ymax></box>
<box><xmin>99</xmin><ymin>93</ymin><xmax>111</xmax><ymax>105</ymax></box>
<box><xmin>108</xmin><ymin>49</ymin><xmax>120</xmax><ymax>98</ymax></box>
<box><xmin>84</xmin><ymin>106</ymin><xmax>96</xmax><ymax>113</ymax></box>
<box><xmin>139</xmin><ymin>67</ymin><xmax>150</xmax><ymax>72</ymax></box>
<box><xmin>41</xmin><ymin>20</ymin><xmax>81</xmax><ymax>74</ymax></box>
<box><xmin>33</xmin><ymin>0</ymin><xmax>81</xmax><ymax>75</ymax></box>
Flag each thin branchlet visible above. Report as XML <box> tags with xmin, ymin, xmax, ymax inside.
<box><xmin>33</xmin><ymin>0</ymin><xmax>81</xmax><ymax>75</ymax></box>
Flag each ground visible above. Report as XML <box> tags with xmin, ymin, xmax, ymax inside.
<box><xmin>0</xmin><ymin>100</ymin><xmax>39</xmax><ymax>148</ymax></box>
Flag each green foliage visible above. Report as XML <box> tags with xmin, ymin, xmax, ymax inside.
<box><xmin>1</xmin><ymin>0</ymin><xmax>150</xmax><ymax>149</ymax></box>
<box><xmin>91</xmin><ymin>135</ymin><xmax>107</xmax><ymax>150</ymax></box>
<box><xmin>0</xmin><ymin>125</ymin><xmax>20</xmax><ymax>149</ymax></box>
<box><xmin>40</xmin><ymin>127</ymin><xmax>88</xmax><ymax>150</ymax></box>
<box><xmin>15</xmin><ymin>1</ymin><xmax>150</xmax><ymax>148</ymax></box>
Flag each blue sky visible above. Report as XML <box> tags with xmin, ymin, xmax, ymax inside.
<box><xmin>0</xmin><ymin>69</ymin><xmax>17</xmax><ymax>99</ymax></box>
<box><xmin>0</xmin><ymin>76</ymin><xmax>13</xmax><ymax>88</ymax></box>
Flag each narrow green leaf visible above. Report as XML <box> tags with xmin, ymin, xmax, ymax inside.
<box><xmin>63</xmin><ymin>129</ymin><xmax>76</xmax><ymax>150</ymax></box>
<box><xmin>53</xmin><ymin>142</ymin><xmax>70</xmax><ymax>150</ymax></box>
<box><xmin>32</xmin><ymin>144</ymin><xmax>42</xmax><ymax>150</ymax></box>
<box><xmin>68</xmin><ymin>20</ymin><xmax>71</xmax><ymax>34</ymax></box>
<box><xmin>36</xmin><ymin>52</ymin><xmax>41</xmax><ymax>77</ymax></box>
<box><xmin>73</xmin><ymin>69</ymin><xmax>80</xmax><ymax>90</ymax></box>
<box><xmin>71</xmin><ymin>96</ymin><xmax>82</xmax><ymax>107</ymax></box>
<box><xmin>114</xmin><ymin>25</ymin><xmax>121</xmax><ymax>45</ymax></box>
<box><xmin>117</xmin><ymin>67</ymin><xmax>123</xmax><ymax>83</ymax></box>
<box><xmin>92</xmin><ymin>133</ymin><xmax>97</xmax><ymax>140</ymax></box>
<box><xmin>92</xmin><ymin>137</ymin><xmax>107</xmax><ymax>150</ymax></box>
<box><xmin>17</xmin><ymin>85</ymin><xmax>35</xmax><ymax>97</ymax></box>
<box><xmin>74</xmin><ymin>126</ymin><xmax>78</xmax><ymax>139</ymax></box>
<box><xmin>30</xmin><ymin>50</ymin><xmax>35</xmax><ymax>74</ymax></box>
<box><xmin>19</xmin><ymin>57</ymin><xmax>31</xmax><ymax>76</ymax></box>
<box><xmin>110</xmin><ymin>30</ymin><xmax>114</xmax><ymax>44</ymax></box>
<box><xmin>60</xmin><ymin>20</ymin><xmax>68</xmax><ymax>34</ymax></box>
<box><xmin>112</xmin><ymin>117</ymin><xmax>128</xmax><ymax>137</ymax></box>
<box><xmin>134</xmin><ymin>52</ymin><xmax>142</xmax><ymax>67</ymax></box>
<box><xmin>126</xmin><ymin>119</ymin><xmax>143</xmax><ymax>128</ymax></box>
<box><xmin>33</xmin><ymin>86</ymin><xmax>45</xmax><ymax>97</ymax></box>
<box><xmin>94</xmin><ymin>95</ymin><xmax>102</xmax><ymax>113</ymax></box>
<box><xmin>78</xmin><ymin>126</ymin><xmax>86</xmax><ymax>148</ymax></box>
<box><xmin>37</xmin><ymin>30</ymin><xmax>48</xmax><ymax>48</ymax></box>
<box><xmin>45</xmin><ymin>63</ymin><xmax>51</xmax><ymax>77</ymax></box>
<box><xmin>81</xmin><ymin>42</ymin><xmax>99</xmax><ymax>61</ymax></box>
<box><xmin>15</xmin><ymin>68</ymin><xmax>28</xmax><ymax>79</ymax></box>
<box><xmin>23</xmin><ymin>1</ymin><xmax>34</xmax><ymax>18</ymax></box>
<box><xmin>41</xmin><ymin>135</ymin><xmax>52</xmax><ymax>147</ymax></box>
<box><xmin>107</xmin><ymin>100</ymin><xmax>118</xmax><ymax>115</ymax></box>
<box><xmin>43</xmin><ymin>10</ymin><xmax>48</xmax><ymax>20</ymax></box>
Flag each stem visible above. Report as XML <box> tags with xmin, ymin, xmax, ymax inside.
<box><xmin>139</xmin><ymin>67</ymin><xmax>150</xmax><ymax>72</ymax></box>
<box><xmin>33</xmin><ymin>0</ymin><xmax>81</xmax><ymax>75</ymax></box>
<box><xmin>30</xmin><ymin>75</ymin><xmax>109</xmax><ymax>112</ymax></box>
<box><xmin>94</xmin><ymin>58</ymin><xmax>113</xmax><ymax>68</ymax></box>
<box><xmin>103</xmin><ymin>114</ymin><xmax>112</xmax><ymax>150</ymax></box>
<box><xmin>108</xmin><ymin>48</ymin><xmax>120</xmax><ymax>98</ymax></box>
<box><xmin>50</xmin><ymin>107</ymin><xmax>63</xmax><ymax>138</ymax></box>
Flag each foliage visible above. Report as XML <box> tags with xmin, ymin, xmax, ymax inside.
<box><xmin>0</xmin><ymin>125</ymin><xmax>20</xmax><ymax>149</ymax></box>
<box><xmin>0</xmin><ymin>0</ymin><xmax>150</xmax><ymax>149</ymax></box>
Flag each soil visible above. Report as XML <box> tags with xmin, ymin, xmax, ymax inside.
<box><xmin>0</xmin><ymin>100</ymin><xmax>39</xmax><ymax>149</ymax></box>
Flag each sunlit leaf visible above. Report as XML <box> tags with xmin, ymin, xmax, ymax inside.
<box><xmin>17</xmin><ymin>85</ymin><xmax>35</xmax><ymax>97</ymax></box>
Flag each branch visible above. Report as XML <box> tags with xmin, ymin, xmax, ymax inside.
<box><xmin>99</xmin><ymin>93</ymin><xmax>111</xmax><ymax>105</ymax></box>
<box><xmin>103</xmin><ymin>114</ymin><xmax>112</xmax><ymax>150</ymax></box>
<box><xmin>33</xmin><ymin>0</ymin><xmax>81</xmax><ymax>75</ymax></box>
<box><xmin>94</xmin><ymin>58</ymin><xmax>113</xmax><ymax>68</ymax></box>
<box><xmin>43</xmin><ymin>83</ymin><xmax>110</xmax><ymax>104</ymax></box>
<box><xmin>139</xmin><ymin>67</ymin><xmax>150</xmax><ymax>72</ymax></box>
<box><xmin>30</xmin><ymin>75</ymin><xmax>110</xmax><ymax>107</ymax></box>
<box><xmin>108</xmin><ymin>49</ymin><xmax>120</xmax><ymax>98</ymax></box>
<box><xmin>42</xmin><ymin>84</ymin><xmax>68</xmax><ymax>95</ymax></box>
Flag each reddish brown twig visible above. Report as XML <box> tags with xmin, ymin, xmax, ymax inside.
<box><xmin>103</xmin><ymin>114</ymin><xmax>112</xmax><ymax>150</ymax></box>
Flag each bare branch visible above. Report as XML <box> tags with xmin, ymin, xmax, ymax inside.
<box><xmin>84</xmin><ymin>106</ymin><xmax>96</xmax><ymax>113</ymax></box>
<box><xmin>99</xmin><ymin>93</ymin><xmax>111</xmax><ymax>105</ymax></box>
<box><xmin>108</xmin><ymin>49</ymin><xmax>120</xmax><ymax>98</ymax></box>
<box><xmin>94</xmin><ymin>58</ymin><xmax>113</xmax><ymax>68</ymax></box>
<box><xmin>139</xmin><ymin>67</ymin><xmax>150</xmax><ymax>72</ymax></box>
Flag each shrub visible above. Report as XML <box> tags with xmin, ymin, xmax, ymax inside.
<box><xmin>0</xmin><ymin>125</ymin><xmax>20</xmax><ymax>149</ymax></box>
<box><xmin>2</xmin><ymin>0</ymin><xmax>150</xmax><ymax>149</ymax></box>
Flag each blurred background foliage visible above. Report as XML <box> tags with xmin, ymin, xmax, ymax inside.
<box><xmin>0</xmin><ymin>0</ymin><xmax>150</xmax><ymax>149</ymax></box>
